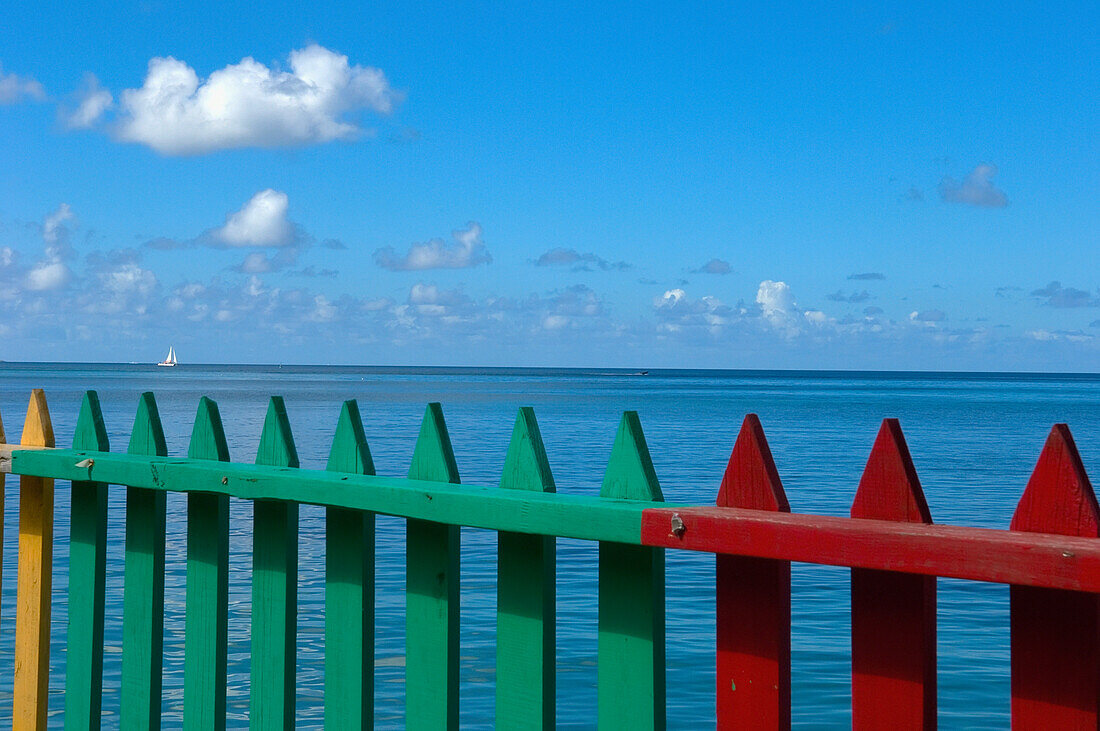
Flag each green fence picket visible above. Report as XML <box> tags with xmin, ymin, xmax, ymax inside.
<box><xmin>324</xmin><ymin>400</ymin><xmax>376</xmax><ymax>728</ymax></box>
<box><xmin>406</xmin><ymin>403</ymin><xmax>461</xmax><ymax>729</ymax></box>
<box><xmin>496</xmin><ymin>407</ymin><xmax>557</xmax><ymax>730</ymax></box>
<box><xmin>597</xmin><ymin>412</ymin><xmax>666</xmax><ymax>731</ymax></box>
<box><xmin>121</xmin><ymin>392</ymin><xmax>169</xmax><ymax>730</ymax></box>
<box><xmin>250</xmin><ymin>397</ymin><xmax>300</xmax><ymax>730</ymax></box>
<box><xmin>184</xmin><ymin>397</ymin><xmax>232</xmax><ymax>730</ymax></box>
<box><xmin>65</xmin><ymin>391</ymin><xmax>110</xmax><ymax>731</ymax></box>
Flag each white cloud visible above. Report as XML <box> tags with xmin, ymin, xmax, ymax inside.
<box><xmin>939</xmin><ymin>164</ymin><xmax>1008</xmax><ymax>208</ymax></box>
<box><xmin>65</xmin><ymin>74</ymin><xmax>113</xmax><ymax>129</ymax></box>
<box><xmin>542</xmin><ymin>314</ymin><xmax>569</xmax><ymax>330</ymax></box>
<box><xmin>756</xmin><ymin>280</ymin><xmax>798</xmax><ymax>329</ymax></box>
<box><xmin>0</xmin><ymin>66</ymin><xmax>45</xmax><ymax>104</ymax></box>
<box><xmin>115</xmin><ymin>44</ymin><xmax>398</xmax><ymax>155</ymax></box>
<box><xmin>654</xmin><ymin>289</ymin><xmax>686</xmax><ymax>308</ymax></box>
<box><xmin>26</xmin><ymin>261</ymin><xmax>70</xmax><ymax>291</ymax></box>
<box><xmin>101</xmin><ymin>263</ymin><xmax>156</xmax><ymax>295</ymax></box>
<box><xmin>43</xmin><ymin>203</ymin><xmax>74</xmax><ymax>246</ymax></box>
<box><xmin>214</xmin><ymin>189</ymin><xmax>296</xmax><ymax>247</ymax></box>
<box><xmin>374</xmin><ymin>222</ymin><xmax>491</xmax><ymax>270</ymax></box>
<box><xmin>25</xmin><ymin>203</ymin><xmax>76</xmax><ymax>291</ymax></box>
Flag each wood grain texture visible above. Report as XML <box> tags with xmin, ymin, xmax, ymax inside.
<box><xmin>324</xmin><ymin>400</ymin><xmax>375</xmax><ymax>729</ymax></box>
<box><xmin>598</xmin><ymin>412</ymin><xmax>666</xmax><ymax>731</ymax></box>
<box><xmin>640</xmin><ymin>506</ymin><xmax>1100</xmax><ymax>591</ymax></box>
<box><xmin>122</xmin><ymin>392</ymin><xmax>170</xmax><ymax>730</ymax></box>
<box><xmin>1009</xmin><ymin>424</ymin><xmax>1100</xmax><ymax>729</ymax></box>
<box><xmin>15</xmin><ymin>389</ymin><xmax>54</xmax><ymax>731</ymax></box>
<box><xmin>250</xmin><ymin>397</ymin><xmax>300</xmax><ymax>731</ymax></box>
<box><xmin>66</xmin><ymin>391</ymin><xmax>111</xmax><ymax>731</ymax></box>
<box><xmin>715</xmin><ymin>414</ymin><xmax>790</xmax><ymax>731</ymax></box>
<box><xmin>184</xmin><ymin>397</ymin><xmax>231</xmax><ymax>731</ymax></box>
<box><xmin>406</xmin><ymin>403</ymin><xmax>462</xmax><ymax>730</ymax></box>
<box><xmin>850</xmin><ymin>419</ymin><xmax>936</xmax><ymax>730</ymax></box>
<box><xmin>496</xmin><ymin>408</ymin><xmax>556</xmax><ymax>730</ymax></box>
<box><xmin>12</xmin><ymin>448</ymin><xmax>651</xmax><ymax>544</ymax></box>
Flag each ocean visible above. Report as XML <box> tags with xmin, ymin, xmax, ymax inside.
<box><xmin>2</xmin><ymin>363</ymin><xmax>1100</xmax><ymax>728</ymax></box>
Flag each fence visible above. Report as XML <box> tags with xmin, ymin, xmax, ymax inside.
<box><xmin>1</xmin><ymin>387</ymin><xmax>1099</xmax><ymax>729</ymax></box>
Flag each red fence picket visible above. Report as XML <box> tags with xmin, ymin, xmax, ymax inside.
<box><xmin>849</xmin><ymin>419</ymin><xmax>936</xmax><ymax>729</ymax></box>
<box><xmin>1009</xmin><ymin>424</ymin><xmax>1100</xmax><ymax>729</ymax></box>
<box><xmin>714</xmin><ymin>414</ymin><xmax>791</xmax><ymax>730</ymax></box>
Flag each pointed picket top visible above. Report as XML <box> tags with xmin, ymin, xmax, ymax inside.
<box><xmin>0</xmin><ymin>400</ymin><xmax>6</xmax><ymax>445</ymax></box>
<box><xmin>1011</xmin><ymin>423</ymin><xmax>1099</xmax><ymax>537</ymax></box>
<box><xmin>408</xmin><ymin>402</ymin><xmax>459</xmax><ymax>483</ymax></box>
<box><xmin>127</xmin><ymin>391</ymin><xmax>167</xmax><ymax>456</ymax></box>
<box><xmin>256</xmin><ymin>396</ymin><xmax>299</xmax><ymax>468</ymax></box>
<box><xmin>72</xmin><ymin>390</ymin><xmax>109</xmax><ymax>451</ymax></box>
<box><xmin>601</xmin><ymin>411</ymin><xmax>663</xmax><ymax>502</ymax></box>
<box><xmin>500</xmin><ymin>407</ymin><xmax>555</xmax><ymax>493</ymax></box>
<box><xmin>21</xmin><ymin>388</ymin><xmax>54</xmax><ymax>448</ymax></box>
<box><xmin>717</xmin><ymin>413</ymin><xmax>788</xmax><ymax>512</ymax></box>
<box><xmin>327</xmin><ymin>400</ymin><xmax>375</xmax><ymax>475</ymax></box>
<box><xmin>851</xmin><ymin>419</ymin><xmax>931</xmax><ymax>523</ymax></box>
<box><xmin>188</xmin><ymin>396</ymin><xmax>230</xmax><ymax>462</ymax></box>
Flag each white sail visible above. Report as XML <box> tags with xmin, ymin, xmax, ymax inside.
<box><xmin>157</xmin><ymin>345</ymin><xmax>178</xmax><ymax>366</ymax></box>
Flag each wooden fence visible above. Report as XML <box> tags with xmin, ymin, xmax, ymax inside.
<box><xmin>2</xmin><ymin>387</ymin><xmax>1099</xmax><ymax>729</ymax></box>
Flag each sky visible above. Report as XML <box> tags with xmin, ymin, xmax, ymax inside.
<box><xmin>1</xmin><ymin>2</ymin><xmax>1098</xmax><ymax>370</ymax></box>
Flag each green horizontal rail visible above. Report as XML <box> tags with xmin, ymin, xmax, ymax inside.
<box><xmin>11</xmin><ymin>448</ymin><xmax>667</xmax><ymax>545</ymax></box>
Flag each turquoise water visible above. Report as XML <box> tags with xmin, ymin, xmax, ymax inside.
<box><xmin>2</xmin><ymin>363</ymin><xmax>1100</xmax><ymax>728</ymax></box>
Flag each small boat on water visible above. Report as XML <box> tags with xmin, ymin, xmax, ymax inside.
<box><xmin>157</xmin><ymin>346</ymin><xmax>177</xmax><ymax>367</ymax></box>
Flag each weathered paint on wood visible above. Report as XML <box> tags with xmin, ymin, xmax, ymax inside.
<box><xmin>250</xmin><ymin>396</ymin><xmax>300</xmax><ymax>731</ymax></box>
<box><xmin>496</xmin><ymin>407</ymin><xmax>556</xmax><ymax>730</ymax></box>
<box><xmin>184</xmin><ymin>397</ymin><xmax>231</xmax><ymax>731</ymax></box>
<box><xmin>13</xmin><ymin>447</ymin><xmax>652</xmax><ymax>544</ymax></box>
<box><xmin>14</xmin><ymin>389</ymin><xmax>55</xmax><ymax>731</ymax></box>
<box><xmin>406</xmin><ymin>403</ymin><xmax>462</xmax><ymax>730</ymax></box>
<box><xmin>1009</xmin><ymin>424</ymin><xmax>1100</xmax><ymax>728</ymax></box>
<box><xmin>66</xmin><ymin>391</ymin><xmax>111</xmax><ymax>731</ymax></box>
<box><xmin>850</xmin><ymin>419</ymin><xmax>936</xmax><ymax>730</ymax></box>
<box><xmin>324</xmin><ymin>400</ymin><xmax>375</xmax><ymax>729</ymax></box>
<box><xmin>640</xmin><ymin>503</ymin><xmax>1100</xmax><ymax>591</ymax></box>
<box><xmin>715</xmin><ymin>414</ymin><xmax>790</xmax><ymax>731</ymax></box>
<box><xmin>122</xmin><ymin>392</ymin><xmax>170</xmax><ymax>730</ymax></box>
<box><xmin>598</xmin><ymin>411</ymin><xmax>665</xmax><ymax>731</ymax></box>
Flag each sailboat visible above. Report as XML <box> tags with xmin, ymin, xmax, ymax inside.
<box><xmin>157</xmin><ymin>346</ymin><xmax>177</xmax><ymax>367</ymax></box>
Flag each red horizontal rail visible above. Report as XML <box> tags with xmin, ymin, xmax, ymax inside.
<box><xmin>641</xmin><ymin>506</ymin><xmax>1100</xmax><ymax>592</ymax></box>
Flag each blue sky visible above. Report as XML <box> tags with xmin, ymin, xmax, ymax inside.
<box><xmin>1</xmin><ymin>2</ymin><xmax>1098</xmax><ymax>369</ymax></box>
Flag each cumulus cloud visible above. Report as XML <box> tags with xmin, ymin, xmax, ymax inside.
<box><xmin>63</xmin><ymin>74</ymin><xmax>113</xmax><ymax>129</ymax></box>
<box><xmin>1031</xmin><ymin>281</ymin><xmax>1098</xmax><ymax>308</ymax></box>
<box><xmin>144</xmin><ymin>189</ymin><xmax>308</xmax><ymax>253</ymax></box>
<box><xmin>25</xmin><ymin>204</ymin><xmax>77</xmax><ymax>291</ymax></box>
<box><xmin>939</xmin><ymin>164</ymin><xmax>1008</xmax><ymax>208</ymax></box>
<box><xmin>848</xmin><ymin>272</ymin><xmax>885</xmax><ymax>280</ymax></box>
<box><xmin>534</xmin><ymin>247</ymin><xmax>630</xmax><ymax>272</ymax></box>
<box><xmin>690</xmin><ymin>258</ymin><xmax>732</xmax><ymax>275</ymax></box>
<box><xmin>214</xmin><ymin>189</ymin><xmax>299</xmax><ymax>247</ymax></box>
<box><xmin>756</xmin><ymin>280</ymin><xmax>799</xmax><ymax>330</ymax></box>
<box><xmin>0</xmin><ymin>66</ymin><xmax>45</xmax><ymax>104</ymax></box>
<box><xmin>26</xmin><ymin>261</ymin><xmax>71</xmax><ymax>291</ymax></box>
<box><xmin>113</xmin><ymin>44</ymin><xmax>399</xmax><ymax>155</ymax></box>
<box><xmin>374</xmin><ymin>222</ymin><xmax>490</xmax><ymax>271</ymax></box>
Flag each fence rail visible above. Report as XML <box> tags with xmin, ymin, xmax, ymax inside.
<box><xmin>1</xmin><ymin>387</ymin><xmax>1098</xmax><ymax>729</ymax></box>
